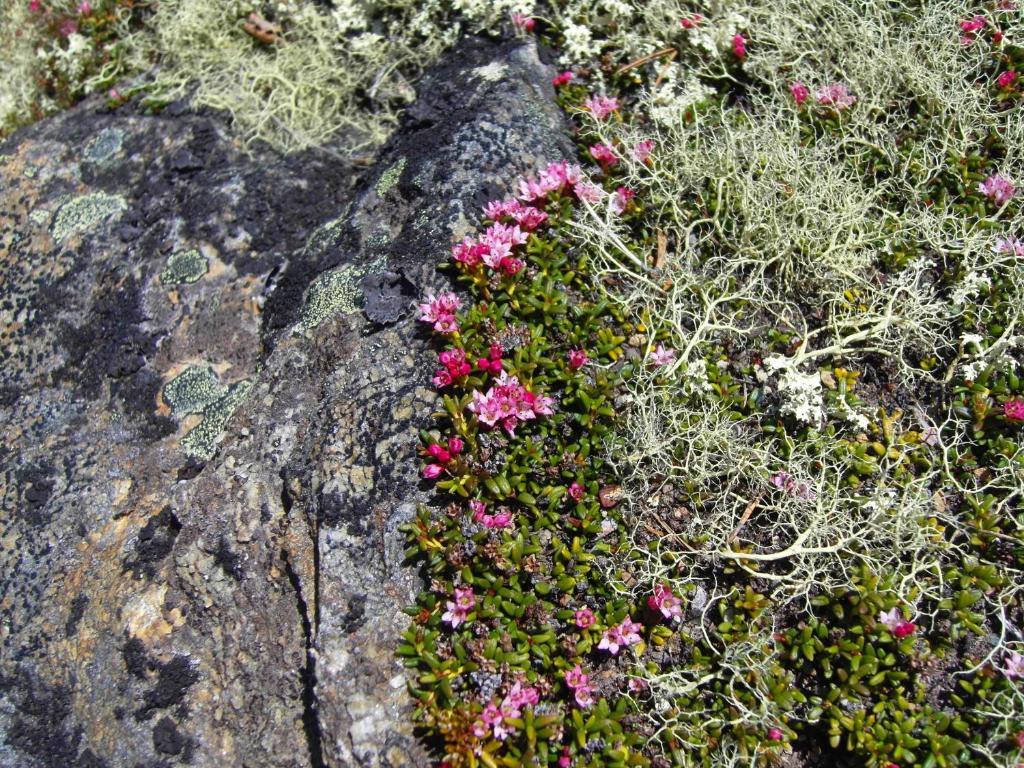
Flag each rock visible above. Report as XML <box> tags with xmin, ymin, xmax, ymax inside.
<box><xmin>0</xmin><ymin>37</ymin><xmax>571</xmax><ymax>767</ymax></box>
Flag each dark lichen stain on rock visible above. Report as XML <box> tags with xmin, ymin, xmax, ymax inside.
<box><xmin>65</xmin><ymin>594</ymin><xmax>89</xmax><ymax>638</ymax></box>
<box><xmin>16</xmin><ymin>461</ymin><xmax>57</xmax><ymax>527</ymax></box>
<box><xmin>124</xmin><ymin>507</ymin><xmax>182</xmax><ymax>579</ymax></box>
<box><xmin>152</xmin><ymin>716</ymin><xmax>190</xmax><ymax>757</ymax></box>
<box><xmin>136</xmin><ymin>655</ymin><xmax>199</xmax><ymax>721</ymax></box>
<box><xmin>1</xmin><ymin>669</ymin><xmax>84</xmax><ymax>768</ymax></box>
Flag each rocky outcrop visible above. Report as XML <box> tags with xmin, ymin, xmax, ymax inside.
<box><xmin>0</xmin><ymin>38</ymin><xmax>572</xmax><ymax>767</ymax></box>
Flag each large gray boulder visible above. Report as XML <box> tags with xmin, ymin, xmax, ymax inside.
<box><xmin>0</xmin><ymin>38</ymin><xmax>572</xmax><ymax>767</ymax></box>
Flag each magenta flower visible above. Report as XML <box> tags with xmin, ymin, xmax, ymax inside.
<box><xmin>1003</xmin><ymin>651</ymin><xmax>1024</xmax><ymax>678</ymax></box>
<box><xmin>568</xmin><ymin>482</ymin><xmax>585</xmax><ymax>501</ymax></box>
<box><xmin>421</xmin><ymin>463</ymin><xmax>443</xmax><ymax>479</ymax></box>
<box><xmin>767</xmin><ymin>727</ymin><xmax>784</xmax><ymax>741</ymax></box>
<box><xmin>732</xmin><ymin>33</ymin><xmax>747</xmax><ymax>59</ymax></box>
<box><xmin>631</xmin><ymin>139</ymin><xmax>654</xmax><ymax>164</ymax></box>
<box><xmin>505</xmin><ymin>681</ymin><xmax>540</xmax><ymax>709</ymax></box>
<box><xmin>452</xmin><ymin>236</ymin><xmax>489</xmax><ymax>267</ymax></box>
<box><xmin>583</xmin><ymin>95</ymin><xmax>620</xmax><ymax>121</ymax></box>
<box><xmin>611</xmin><ymin>186</ymin><xmax>635</xmax><ymax>215</ymax></box>
<box><xmin>979</xmin><ymin>174</ymin><xmax>1016</xmax><ymax>205</ymax></box>
<box><xmin>568</xmin><ymin>348</ymin><xmax>588</xmax><ymax>371</ymax></box>
<box><xmin>815</xmin><ymin>83</ymin><xmax>857</xmax><ymax>110</ymax></box>
<box><xmin>59</xmin><ymin>18</ymin><xmax>78</xmax><ymax>36</ymax></box>
<box><xmin>442</xmin><ymin>586</ymin><xmax>475</xmax><ymax>627</ymax></box>
<box><xmin>589</xmin><ymin>143</ymin><xmax>619</xmax><ymax>170</ymax></box>
<box><xmin>28</xmin><ymin>0</ymin><xmax>42</xmax><ymax>12</ymax></box>
<box><xmin>484</xmin><ymin>198</ymin><xmax>523</xmax><ymax>220</ymax></box>
<box><xmin>1005</xmin><ymin>399</ymin><xmax>1024</xmax><ymax>421</ymax></box>
<box><xmin>679</xmin><ymin>14</ymin><xmax>702</xmax><ymax>28</ymax></box>
<box><xmin>648</xmin><ymin>583</ymin><xmax>682</xmax><ymax>620</ymax></box>
<box><xmin>418</xmin><ymin>291</ymin><xmax>462</xmax><ymax>334</ymax></box>
<box><xmin>960</xmin><ymin>14</ymin><xmax>987</xmax><ymax>34</ymax></box>
<box><xmin>513</xmin><ymin>205</ymin><xmax>548</xmax><ymax>231</ymax></box>
<box><xmin>552</xmin><ymin>71</ymin><xmax>574</xmax><ymax>87</ymax></box>
<box><xmin>511</xmin><ymin>12</ymin><xmax>535</xmax><ymax>31</ymax></box>
<box><xmin>472</xmin><ymin>499</ymin><xmax>514</xmax><ymax>529</ymax></box>
<box><xmin>878</xmin><ymin>607</ymin><xmax>916</xmax><ymax>638</ymax></box>
<box><xmin>519</xmin><ymin>160</ymin><xmax>584</xmax><ymax>201</ymax></box>
<box><xmin>563</xmin><ymin>665</ymin><xmax>595</xmax><ymax>708</ymax></box>
<box><xmin>650</xmin><ymin>344</ymin><xmax>677</xmax><ymax>367</ymax></box>
<box><xmin>997</xmin><ymin>71</ymin><xmax>1018</xmax><ymax>89</ymax></box>
<box><xmin>789</xmin><ymin>81</ymin><xmax>810</xmax><ymax>105</ymax></box>
<box><xmin>574</xmin><ymin>607</ymin><xmax>596</xmax><ymax>628</ymax></box>
<box><xmin>597</xmin><ymin>617</ymin><xmax>643</xmax><ymax>655</ymax></box>
<box><xmin>78</xmin><ymin>1</ymin><xmax>91</xmax><ymax>13</ymax></box>
<box><xmin>467</xmin><ymin>371</ymin><xmax>555</xmax><ymax>437</ymax></box>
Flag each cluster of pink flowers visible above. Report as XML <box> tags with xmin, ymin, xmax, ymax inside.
<box><xmin>769</xmin><ymin>471</ymin><xmax>817</xmax><ymax>500</ymax></box>
<box><xmin>1003</xmin><ymin>650</ymin><xmax>1024</xmax><ymax>678</ymax></box>
<box><xmin>574</xmin><ymin>607</ymin><xmax>596</xmax><ymax>628</ymax></box>
<box><xmin>1005</xmin><ymin>399</ymin><xmax>1024</xmax><ymax>421</ymax></box>
<box><xmin>518</xmin><ymin>160</ymin><xmax>586</xmax><ymax>202</ymax></box>
<box><xmin>814</xmin><ymin>83</ymin><xmax>857</xmax><ymax>110</ymax></box>
<box><xmin>442</xmin><ymin>586</ymin><xmax>475</xmax><ymax>628</ymax></box>
<box><xmin>679</xmin><ymin>13</ymin><xmax>703</xmax><ymax>29</ymax></box>
<box><xmin>632</xmin><ymin>139</ymin><xmax>655</xmax><ymax>164</ymax></box>
<box><xmin>598</xmin><ymin>617</ymin><xmax>643</xmax><ymax>655</ymax></box>
<box><xmin>650</xmin><ymin>344</ymin><xmax>677</xmax><ymax>367</ymax></box>
<box><xmin>995</xmin><ymin>235</ymin><xmax>1024</xmax><ymax>256</ymax></box>
<box><xmin>732</xmin><ymin>33</ymin><xmax>747</xmax><ymax>59</ymax></box>
<box><xmin>453</xmin><ymin>221</ymin><xmax>528</xmax><ymax>275</ymax></box>
<box><xmin>567</xmin><ymin>348</ymin><xmax>588</xmax><ymax>371</ymax></box>
<box><xmin>878</xmin><ymin>607</ymin><xmax>916</xmax><ymax>638</ymax></box>
<box><xmin>418</xmin><ymin>291</ymin><xmax>462</xmax><ymax>334</ymax></box>
<box><xmin>960</xmin><ymin>14</ymin><xmax>988</xmax><ymax>44</ymax></box>
<box><xmin>979</xmin><ymin>174</ymin><xmax>1016</xmax><ymax>205</ymax></box>
<box><xmin>483</xmin><ymin>197</ymin><xmax>549</xmax><ymax>231</ymax></box>
<box><xmin>997</xmin><ymin>70</ymin><xmax>1018</xmax><ymax>89</ymax></box>
<box><xmin>473</xmin><ymin>682</ymin><xmax>541</xmax><ymax>741</ymax></box>
<box><xmin>552</xmin><ymin>70</ymin><xmax>575</xmax><ymax>87</ymax></box>
<box><xmin>589</xmin><ymin>143</ymin><xmax>619</xmax><ymax>171</ymax></box>
<box><xmin>468</xmin><ymin>371</ymin><xmax>555</xmax><ymax>437</ymax></box>
<box><xmin>477</xmin><ymin>342</ymin><xmax>504</xmax><ymax>375</ymax></box>
<box><xmin>648</xmin><ymin>583</ymin><xmax>683</xmax><ymax>621</ymax></box>
<box><xmin>470</xmin><ymin>499</ymin><xmax>514</xmax><ymax>529</ymax></box>
<box><xmin>611</xmin><ymin>186</ymin><xmax>636</xmax><ymax>215</ymax></box>
<box><xmin>789</xmin><ymin>81</ymin><xmax>810</xmax><ymax>105</ymax></box>
<box><xmin>432</xmin><ymin>348</ymin><xmax>472</xmax><ymax>388</ymax></box>
<box><xmin>564</xmin><ymin>665</ymin><xmax>595</xmax><ymax>708</ymax></box>
<box><xmin>422</xmin><ymin>437</ymin><xmax>464</xmax><ymax>479</ymax></box>
<box><xmin>584</xmin><ymin>95</ymin><xmax>620</xmax><ymax>121</ymax></box>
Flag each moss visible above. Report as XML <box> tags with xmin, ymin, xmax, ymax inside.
<box><xmin>375</xmin><ymin>157</ymin><xmax>406</xmax><ymax>197</ymax></box>
<box><xmin>160</xmin><ymin>249</ymin><xmax>209</xmax><ymax>285</ymax></box>
<box><xmin>163</xmin><ymin>366</ymin><xmax>226</xmax><ymax>415</ymax></box>
<box><xmin>180</xmin><ymin>379</ymin><xmax>253</xmax><ymax>460</ymax></box>
<box><xmin>51</xmin><ymin>192</ymin><xmax>127</xmax><ymax>243</ymax></box>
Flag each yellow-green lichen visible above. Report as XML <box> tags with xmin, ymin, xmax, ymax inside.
<box><xmin>163</xmin><ymin>365</ymin><xmax>226</xmax><ymax>415</ymax></box>
<box><xmin>375</xmin><ymin>157</ymin><xmax>406</xmax><ymax>197</ymax></box>
<box><xmin>298</xmin><ymin>264</ymin><xmax>366</xmax><ymax>331</ymax></box>
<box><xmin>181</xmin><ymin>379</ymin><xmax>253</xmax><ymax>460</ymax></box>
<box><xmin>160</xmin><ymin>248</ymin><xmax>209</xmax><ymax>285</ymax></box>
<box><xmin>51</xmin><ymin>192</ymin><xmax>127</xmax><ymax>243</ymax></box>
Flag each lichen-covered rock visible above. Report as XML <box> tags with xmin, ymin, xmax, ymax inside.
<box><xmin>0</xmin><ymin>37</ymin><xmax>571</xmax><ymax>767</ymax></box>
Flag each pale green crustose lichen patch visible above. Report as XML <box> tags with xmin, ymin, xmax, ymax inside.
<box><xmin>375</xmin><ymin>157</ymin><xmax>406</xmax><ymax>197</ymax></box>
<box><xmin>163</xmin><ymin>365</ymin><xmax>226</xmax><ymax>415</ymax></box>
<box><xmin>51</xmin><ymin>192</ymin><xmax>127</xmax><ymax>243</ymax></box>
<box><xmin>83</xmin><ymin>127</ymin><xmax>125</xmax><ymax>164</ymax></box>
<box><xmin>160</xmin><ymin>248</ymin><xmax>209</xmax><ymax>285</ymax></box>
<box><xmin>181</xmin><ymin>379</ymin><xmax>254</xmax><ymax>460</ymax></box>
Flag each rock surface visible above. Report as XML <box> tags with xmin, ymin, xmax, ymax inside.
<box><xmin>0</xmin><ymin>38</ymin><xmax>572</xmax><ymax>767</ymax></box>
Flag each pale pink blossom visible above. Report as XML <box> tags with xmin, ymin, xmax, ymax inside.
<box><xmin>980</xmin><ymin>174</ymin><xmax>1016</xmax><ymax>205</ymax></box>
<box><xmin>468</xmin><ymin>371</ymin><xmax>555</xmax><ymax>436</ymax></box>
<box><xmin>611</xmin><ymin>186</ymin><xmax>635</xmax><ymax>215</ymax></box>
<box><xmin>1003</xmin><ymin>651</ymin><xmax>1024</xmax><ymax>678</ymax></box>
<box><xmin>650</xmin><ymin>344</ymin><xmax>676</xmax><ymax>367</ymax></box>
<box><xmin>574</xmin><ymin>607</ymin><xmax>596</xmax><ymax>628</ymax></box>
<box><xmin>815</xmin><ymin>83</ymin><xmax>857</xmax><ymax>110</ymax></box>
<box><xmin>563</xmin><ymin>665</ymin><xmax>595</xmax><ymax>708</ymax></box>
<box><xmin>573</xmin><ymin>181</ymin><xmax>603</xmax><ymax>204</ymax></box>
<box><xmin>597</xmin><ymin>617</ymin><xmax>643</xmax><ymax>655</ymax></box>
<box><xmin>584</xmin><ymin>95</ymin><xmax>620</xmax><ymax>121</ymax></box>
<box><xmin>419</xmin><ymin>292</ymin><xmax>462</xmax><ymax>335</ymax></box>
<box><xmin>589</xmin><ymin>143</ymin><xmax>618</xmax><ymax>170</ymax></box>
<box><xmin>631</xmin><ymin>139</ymin><xmax>654</xmax><ymax>164</ymax></box>
<box><xmin>995</xmin><ymin>235</ymin><xmax>1024</xmax><ymax>256</ymax></box>
<box><xmin>78</xmin><ymin>1</ymin><xmax>92</xmax><ymax>14</ymax></box>
<box><xmin>769</xmin><ymin>471</ymin><xmax>817</xmax><ymax>500</ymax></box>
<box><xmin>648</xmin><ymin>583</ymin><xmax>682</xmax><ymax>620</ymax></box>
<box><xmin>513</xmin><ymin>205</ymin><xmax>548</xmax><ymax>231</ymax></box>
<box><xmin>484</xmin><ymin>198</ymin><xmax>524</xmax><ymax>220</ymax></box>
<box><xmin>442</xmin><ymin>586</ymin><xmax>475</xmax><ymax>627</ymax></box>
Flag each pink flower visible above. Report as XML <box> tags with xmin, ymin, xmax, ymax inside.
<box><xmin>769</xmin><ymin>471</ymin><xmax>817</xmax><ymax>500</ymax></box>
<box><xmin>512</xmin><ymin>12</ymin><xmax>535</xmax><ymax>32</ymax></box>
<box><xmin>568</xmin><ymin>482</ymin><xmax>585</xmax><ymax>501</ymax></box>
<box><xmin>815</xmin><ymin>83</ymin><xmax>857</xmax><ymax>110</ymax></box>
<box><xmin>563</xmin><ymin>665</ymin><xmax>595</xmax><ymax>708</ymax></box>
<box><xmin>679</xmin><ymin>14</ymin><xmax>702</xmax><ymax>29</ymax></box>
<box><xmin>648</xmin><ymin>583</ymin><xmax>682</xmax><ymax>620</ymax></box>
<box><xmin>448</xmin><ymin>437</ymin><xmax>464</xmax><ymax>455</ymax></box>
<box><xmin>432</xmin><ymin>369</ymin><xmax>452</xmax><ymax>388</ymax></box>
<box><xmin>513</xmin><ymin>205</ymin><xmax>548</xmax><ymax>231</ymax></box>
<box><xmin>583</xmin><ymin>95</ymin><xmax>620</xmax><ymax>121</ymax></box>
<box><xmin>108</xmin><ymin>89</ymin><xmax>123</xmax><ymax>101</ymax></box>
<box><xmin>650</xmin><ymin>344</ymin><xmax>676</xmax><ymax>367</ymax></box>
<box><xmin>470</xmin><ymin>500</ymin><xmax>487</xmax><ymax>520</ymax></box>
<box><xmin>878</xmin><ymin>607</ymin><xmax>916</xmax><ymax>638</ymax></box>
<box><xmin>505</xmin><ymin>681</ymin><xmax>540</xmax><ymax>709</ymax></box>
<box><xmin>418</xmin><ymin>292</ymin><xmax>462</xmax><ymax>334</ymax></box>
<box><xmin>995</xmin><ymin>235</ymin><xmax>1024</xmax><ymax>256</ymax></box>
<box><xmin>28</xmin><ymin>0</ymin><xmax>42</xmax><ymax>11</ymax></box>
<box><xmin>484</xmin><ymin>198</ymin><xmax>524</xmax><ymax>220</ymax></box>
<box><xmin>422</xmin><ymin>463</ymin><xmax>444</xmax><ymax>479</ymax></box>
<box><xmin>573</xmin><ymin>687</ymin><xmax>595</xmax><ymax>708</ymax></box>
<box><xmin>77</xmin><ymin>0</ymin><xmax>91</xmax><ymax>13</ymax></box>
<box><xmin>499</xmin><ymin>256</ymin><xmax>524</xmax><ymax>276</ymax></box>
<box><xmin>597</xmin><ymin>617</ymin><xmax>643</xmax><ymax>655</ymax></box>
<box><xmin>573</xmin><ymin>181</ymin><xmax>603</xmax><ymax>204</ymax></box>
<box><xmin>960</xmin><ymin>14</ymin><xmax>987</xmax><ymax>33</ymax></box>
<box><xmin>611</xmin><ymin>186</ymin><xmax>636</xmax><ymax>215</ymax></box>
<box><xmin>568</xmin><ymin>348</ymin><xmax>588</xmax><ymax>371</ymax></box>
<box><xmin>558</xmin><ymin>748</ymin><xmax>572</xmax><ymax>768</ymax></box>
<box><xmin>59</xmin><ymin>18</ymin><xmax>78</xmax><ymax>36</ymax></box>
<box><xmin>980</xmin><ymin>174</ymin><xmax>1016</xmax><ymax>205</ymax></box>
<box><xmin>1005</xmin><ymin>399</ymin><xmax>1024</xmax><ymax>421</ymax></box>
<box><xmin>589</xmin><ymin>143</ymin><xmax>619</xmax><ymax>170</ymax></box>
<box><xmin>467</xmin><ymin>371</ymin><xmax>555</xmax><ymax>436</ymax></box>
<box><xmin>427</xmin><ymin>444</ymin><xmax>451</xmax><ymax>464</ymax></box>
<box><xmin>631</xmin><ymin>139</ymin><xmax>654</xmax><ymax>164</ymax></box>
<box><xmin>574</xmin><ymin>607</ymin><xmax>596</xmax><ymax>628</ymax></box>
<box><xmin>789</xmin><ymin>81</ymin><xmax>810</xmax><ymax>105</ymax></box>
<box><xmin>552</xmin><ymin>71</ymin><xmax>574</xmax><ymax>87</ymax></box>
<box><xmin>997</xmin><ymin>71</ymin><xmax>1018</xmax><ymax>89</ymax></box>
<box><xmin>442</xmin><ymin>587</ymin><xmax>475</xmax><ymax>627</ymax></box>
<box><xmin>452</xmin><ymin>236</ymin><xmax>489</xmax><ymax>267</ymax></box>
<box><xmin>767</xmin><ymin>728</ymin><xmax>784</xmax><ymax>741</ymax></box>
<box><xmin>1003</xmin><ymin>651</ymin><xmax>1024</xmax><ymax>678</ymax></box>
<box><xmin>732</xmin><ymin>33</ymin><xmax>747</xmax><ymax>59</ymax></box>
<box><xmin>627</xmin><ymin>677</ymin><xmax>648</xmax><ymax>693</ymax></box>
